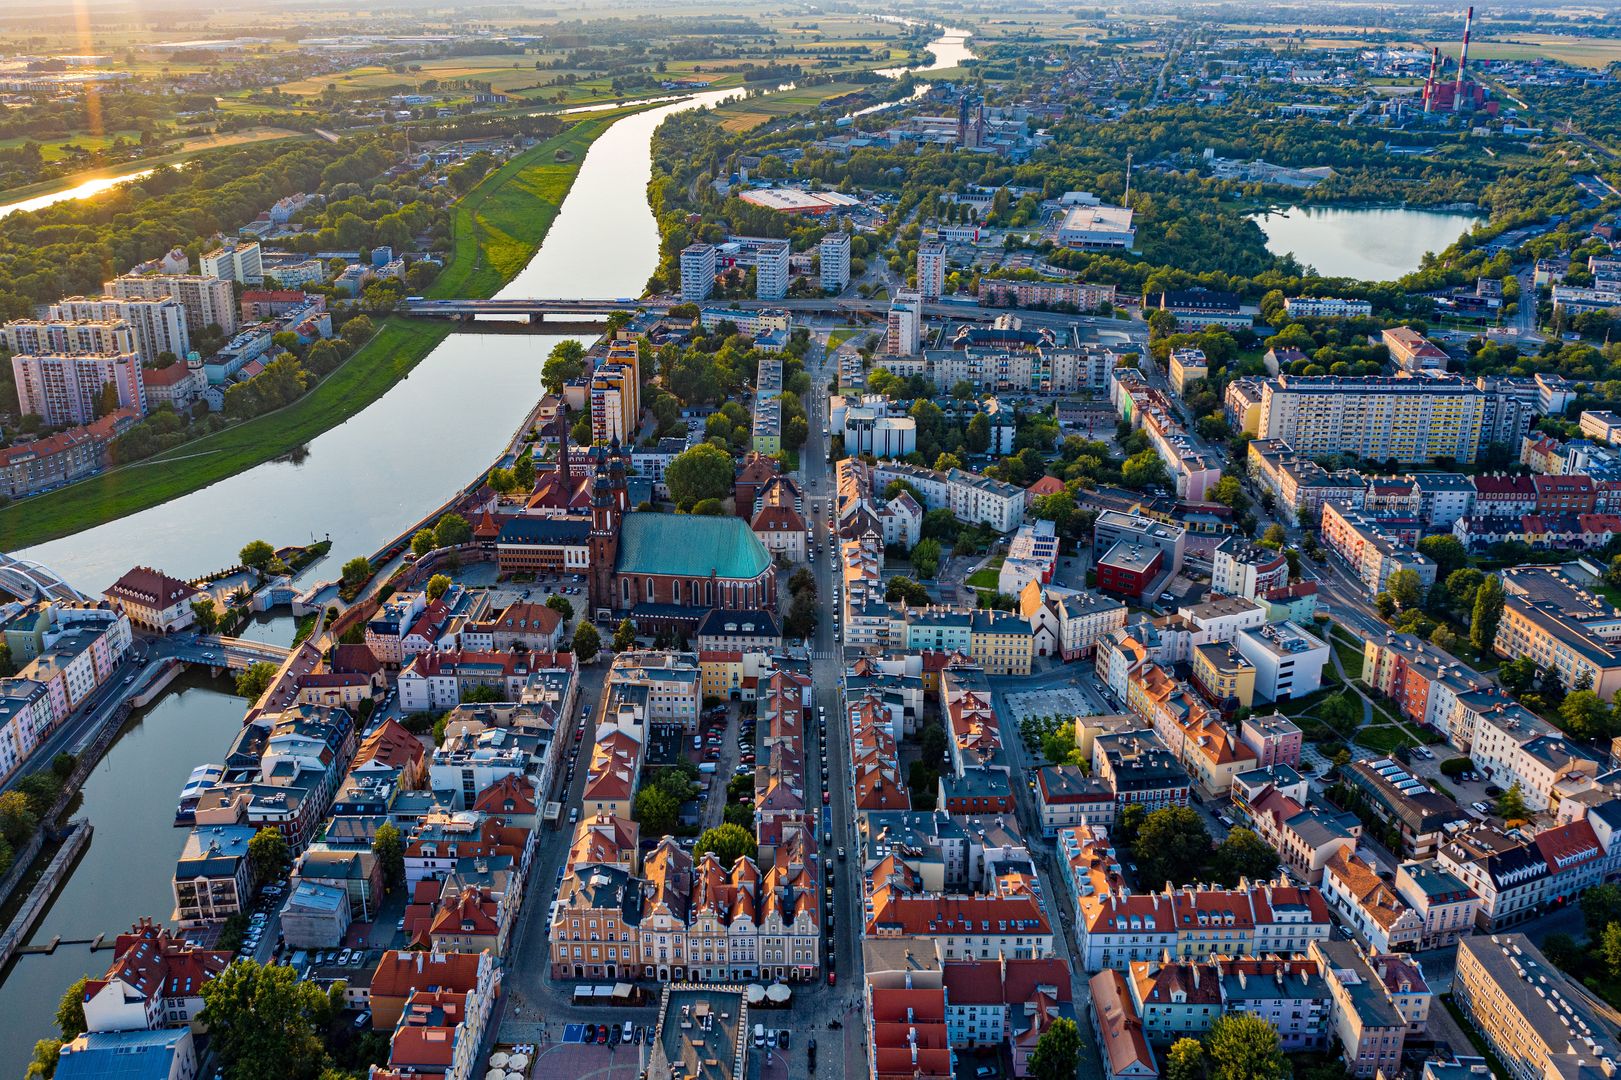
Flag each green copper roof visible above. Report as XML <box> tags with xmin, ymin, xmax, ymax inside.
<box><xmin>615</xmin><ymin>512</ymin><xmax>772</xmax><ymax>581</ymax></box>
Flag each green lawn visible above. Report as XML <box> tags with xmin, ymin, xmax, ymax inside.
<box><xmin>1354</xmin><ymin>725</ymin><xmax>1419</xmax><ymax>755</ymax></box>
<box><xmin>965</xmin><ymin>555</ymin><xmax>1006</xmax><ymax>591</ymax></box>
<box><xmin>0</xmin><ymin>112</ymin><xmax>644</xmax><ymax>550</ymax></box>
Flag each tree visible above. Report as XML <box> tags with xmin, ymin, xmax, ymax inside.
<box><xmin>546</xmin><ymin>594</ymin><xmax>574</xmax><ymax>622</ymax></box>
<box><xmin>613</xmin><ymin>618</ymin><xmax>638</xmax><ymax>652</ymax></box>
<box><xmin>1416</xmin><ymin>534</ymin><xmax>1469</xmax><ymax>578</ymax></box>
<box><xmin>1499</xmin><ymin>655</ymin><xmax>1537</xmax><ymax>695</ymax></box>
<box><xmin>234</xmin><ymin>661</ymin><xmax>277</xmax><ymax>701</ymax></box>
<box><xmin>696</xmin><ymin>823</ymin><xmax>756</xmax><ymax>866</ymax></box>
<box><xmin>513</xmin><ymin>454</ymin><xmax>536</xmax><ymax>490</ymax></box>
<box><xmin>1027</xmin><ymin>1017</ymin><xmax>1081</xmax><ymax>1080</ymax></box>
<box><xmin>1581</xmin><ymin>883</ymin><xmax>1621</xmax><ymax>940</ymax></box>
<box><xmin>339</xmin><ymin>314</ymin><xmax>375</xmax><ymax>348</ymax></box>
<box><xmin>248</xmin><ymin>826</ymin><xmax>291</xmax><ymax>881</ymax></box>
<box><xmin>25</xmin><ymin>1039</ymin><xmax>60</xmax><ymax>1080</ymax></box>
<box><xmin>665</xmin><ymin>443</ymin><xmax>735</xmax><ymax>509</ymax></box>
<box><xmin>423</xmin><ymin>573</ymin><xmax>452</xmax><ymax>601</ymax></box>
<box><xmin>1604</xmin><ymin>922</ymin><xmax>1621</xmax><ymax>977</ymax></box>
<box><xmin>1135</xmin><ymin>806</ymin><xmax>1213</xmax><ymax>888</ymax></box>
<box><xmin>55</xmin><ymin>976</ymin><xmax>87</xmax><ymax>1041</ymax></box>
<box><xmin>1386</xmin><ymin>568</ymin><xmax>1422</xmax><ymax>612</ymax></box>
<box><xmin>373</xmin><ymin>822</ymin><xmax>404</xmax><ymax>891</ymax></box>
<box><xmin>919</xmin><ymin>722</ymin><xmax>948</xmax><ymax>766</ymax></box>
<box><xmin>240</xmin><ymin>539</ymin><xmax>276</xmax><ymax>572</ymax></box>
<box><xmin>1166</xmin><ymin>1038</ymin><xmax>1206</xmax><ymax>1080</ymax></box>
<box><xmin>1204</xmin><ymin>1013</ymin><xmax>1288</xmax><ymax>1080</ymax></box>
<box><xmin>1116</xmin><ymin>802</ymin><xmax>1148</xmax><ymax>846</ymax></box>
<box><xmin>542</xmin><ymin>340</ymin><xmax>587</xmax><ymax>395</ymax></box>
<box><xmin>190</xmin><ymin>597</ymin><xmax>220</xmax><ymax>634</ymax></box>
<box><xmin>965</xmin><ymin>413</ymin><xmax>991</xmax><ymax>453</ymax></box>
<box><xmin>885</xmin><ymin>576</ymin><xmax>932</xmax><ymax>606</ymax></box>
<box><xmin>1214</xmin><ymin>828</ymin><xmax>1280</xmax><ymax>886</ymax></box>
<box><xmin>1258</xmin><ymin>523</ymin><xmax>1287</xmax><ymax>550</ymax></box>
<box><xmin>1471</xmin><ymin>574</ymin><xmax>1504</xmax><ymax>651</ymax></box>
<box><xmin>411</xmin><ymin>529</ymin><xmax>437</xmax><ymax>558</ymax></box>
<box><xmin>911</xmin><ymin>538</ymin><xmax>943</xmax><ymax>579</ymax></box>
<box><xmin>1560</xmin><ymin>689</ymin><xmax>1613</xmax><ymax>741</ymax></box>
<box><xmin>0</xmin><ymin>790</ymin><xmax>37</xmax><ymax>847</ymax></box>
<box><xmin>572</xmin><ymin>621</ymin><xmax>601</xmax><ymax>663</ymax></box>
<box><xmin>341</xmin><ymin>556</ymin><xmax>371</xmax><ymax>586</ymax></box>
<box><xmin>1496</xmin><ymin>782</ymin><xmax>1530</xmax><ymax>823</ymax></box>
<box><xmin>633</xmin><ymin>785</ymin><xmax>680</xmax><ymax>835</ymax></box>
<box><xmin>433</xmin><ymin>512</ymin><xmax>472</xmax><ymax>548</ymax></box>
<box><xmin>200</xmin><ymin>960</ymin><xmax>341</xmax><ymax>1080</ymax></box>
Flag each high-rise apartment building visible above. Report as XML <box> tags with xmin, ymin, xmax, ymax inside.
<box><xmin>106</xmin><ymin>275</ymin><xmax>239</xmax><ymax>336</ymax></box>
<box><xmin>590</xmin><ymin>339</ymin><xmax>642</xmax><ymax>446</ymax></box>
<box><xmin>1257</xmin><ymin>374</ymin><xmax>1487</xmax><ymax>465</ymax></box>
<box><xmin>47</xmin><ymin>296</ymin><xmax>190</xmax><ymax>365</ymax></box>
<box><xmin>753</xmin><ymin>239</ymin><xmax>790</xmax><ymax>301</ymax></box>
<box><xmin>819</xmin><ymin>232</ymin><xmax>851</xmax><ymax>294</ymax></box>
<box><xmin>12</xmin><ymin>352</ymin><xmax>145</xmax><ymax>426</ymax></box>
<box><xmin>916</xmin><ymin>241</ymin><xmax>947</xmax><ymax>301</ymax></box>
<box><xmin>679</xmin><ymin>244</ymin><xmax>717</xmax><ymax>303</ymax></box>
<box><xmin>199</xmin><ymin>241</ymin><xmax>264</xmax><ymax>286</ymax></box>
<box><xmin>2</xmin><ymin>319</ymin><xmax>136</xmax><ymax>360</ymax></box>
<box><xmin>886</xmin><ymin>291</ymin><xmax>922</xmax><ymax>356</ymax></box>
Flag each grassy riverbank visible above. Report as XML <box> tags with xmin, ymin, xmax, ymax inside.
<box><xmin>0</xmin><ymin>108</ymin><xmax>649</xmax><ymax>550</ymax></box>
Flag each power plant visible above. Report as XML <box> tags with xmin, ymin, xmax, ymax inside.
<box><xmin>1421</xmin><ymin>6</ymin><xmax>1497</xmax><ymax>115</ymax></box>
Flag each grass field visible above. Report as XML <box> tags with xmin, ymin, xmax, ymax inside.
<box><xmin>714</xmin><ymin>80</ymin><xmax>880</xmax><ymax>131</ymax></box>
<box><xmin>0</xmin><ymin>112</ymin><xmax>642</xmax><ymax>550</ymax></box>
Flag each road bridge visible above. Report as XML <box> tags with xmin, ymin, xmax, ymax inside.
<box><xmin>402</xmin><ymin>295</ymin><xmax>1102</xmax><ymax>325</ymax></box>
<box><xmin>0</xmin><ymin>553</ymin><xmax>90</xmax><ymax>604</ymax></box>
<box><xmin>173</xmin><ymin>636</ymin><xmax>294</xmax><ymax>672</ymax></box>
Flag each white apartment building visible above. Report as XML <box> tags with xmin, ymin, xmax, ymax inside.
<box><xmin>1466</xmin><ymin>703</ymin><xmax>1601</xmax><ymax>813</ymax></box>
<box><xmin>49</xmin><ymin>296</ymin><xmax>190</xmax><ymax>365</ymax></box>
<box><xmin>199</xmin><ymin>241</ymin><xmax>263</xmax><ymax>286</ymax></box>
<box><xmin>12</xmin><ymin>352</ymin><xmax>145</xmax><ymax>426</ymax></box>
<box><xmin>753</xmin><ymin>239</ymin><xmax>790</xmax><ymax>301</ymax></box>
<box><xmin>1211</xmin><ymin>537</ymin><xmax>1289</xmax><ymax>601</ymax></box>
<box><xmin>679</xmin><ymin>244</ymin><xmax>716</xmax><ymax>303</ymax></box>
<box><xmin>106</xmin><ymin>274</ymin><xmax>239</xmax><ymax>335</ymax></box>
<box><xmin>886</xmin><ymin>291</ymin><xmax>922</xmax><ymax>355</ymax></box>
<box><xmin>819</xmin><ymin>232</ymin><xmax>851</xmax><ymax>293</ymax></box>
<box><xmin>1258</xmin><ymin>374</ymin><xmax>1487</xmax><ymax>465</ymax></box>
<box><xmin>1284</xmin><ymin>296</ymin><xmax>1373</xmax><ymax>319</ymax></box>
<box><xmin>916</xmin><ymin>242</ymin><xmax>947</xmax><ymax>301</ymax></box>
<box><xmin>1234</xmin><ymin>622</ymin><xmax>1329</xmax><ymax>703</ymax></box>
<box><xmin>3</xmin><ymin>319</ymin><xmax>136</xmax><ymax>360</ymax></box>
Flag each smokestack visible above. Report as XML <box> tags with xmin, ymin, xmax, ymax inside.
<box><xmin>1454</xmin><ymin>6</ymin><xmax>1474</xmax><ymax>113</ymax></box>
<box><xmin>1423</xmin><ymin>47</ymin><xmax>1439</xmax><ymax>113</ymax></box>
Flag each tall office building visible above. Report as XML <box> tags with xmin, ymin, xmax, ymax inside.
<box><xmin>754</xmin><ymin>239</ymin><xmax>791</xmax><ymax>301</ymax></box>
<box><xmin>199</xmin><ymin>241</ymin><xmax>264</xmax><ymax>286</ymax></box>
<box><xmin>2</xmin><ymin>319</ymin><xmax>136</xmax><ymax>360</ymax></box>
<box><xmin>12</xmin><ymin>352</ymin><xmax>144</xmax><ymax>426</ymax></box>
<box><xmin>886</xmin><ymin>291</ymin><xmax>922</xmax><ymax>356</ymax></box>
<box><xmin>679</xmin><ymin>244</ymin><xmax>717</xmax><ymax>303</ymax></box>
<box><xmin>48</xmin><ymin>296</ymin><xmax>191</xmax><ymax>365</ymax></box>
<box><xmin>590</xmin><ymin>339</ymin><xmax>642</xmax><ymax>446</ymax></box>
<box><xmin>820</xmin><ymin>232</ymin><xmax>851</xmax><ymax>294</ymax></box>
<box><xmin>106</xmin><ymin>275</ymin><xmax>239</xmax><ymax>336</ymax></box>
<box><xmin>916</xmin><ymin>241</ymin><xmax>947</xmax><ymax>301</ymax></box>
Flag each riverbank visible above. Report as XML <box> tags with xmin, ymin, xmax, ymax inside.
<box><xmin>0</xmin><ymin>106</ymin><xmax>653</xmax><ymax>551</ymax></box>
<box><xmin>0</xmin><ymin>127</ymin><xmax>308</xmax><ymax>213</ymax></box>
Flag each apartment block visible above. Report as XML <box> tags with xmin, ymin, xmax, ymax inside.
<box><xmin>819</xmin><ymin>232</ymin><xmax>851</xmax><ymax>293</ymax></box>
<box><xmin>679</xmin><ymin>244</ymin><xmax>717</xmax><ymax>303</ymax></box>
<box><xmin>1494</xmin><ymin>565</ymin><xmax>1621</xmax><ymax>700</ymax></box>
<box><xmin>106</xmin><ymin>273</ymin><xmax>238</xmax><ymax>335</ymax></box>
<box><xmin>12</xmin><ymin>351</ymin><xmax>145</xmax><ymax>426</ymax></box>
<box><xmin>886</xmin><ymin>290</ymin><xmax>922</xmax><ymax>355</ymax></box>
<box><xmin>49</xmin><ymin>295</ymin><xmax>191</xmax><ymax>366</ymax></box>
<box><xmin>1257</xmin><ymin>374</ymin><xmax>1486</xmax><ymax>464</ymax></box>
<box><xmin>916</xmin><ymin>241</ymin><xmax>947</xmax><ymax>300</ymax></box>
<box><xmin>199</xmin><ymin>240</ymin><xmax>263</xmax><ymax>286</ymax></box>
<box><xmin>1319</xmin><ymin>502</ymin><xmax>1438</xmax><ymax>599</ymax></box>
<box><xmin>752</xmin><ymin>238</ymin><xmax>790</xmax><ymax>301</ymax></box>
<box><xmin>1285</xmin><ymin>296</ymin><xmax>1373</xmax><ymax>318</ymax></box>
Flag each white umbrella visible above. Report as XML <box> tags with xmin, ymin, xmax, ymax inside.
<box><xmin>486</xmin><ymin>1069</ymin><xmax>506</xmax><ymax>1080</ymax></box>
<box><xmin>766</xmin><ymin>983</ymin><xmax>791</xmax><ymax>1003</ymax></box>
<box><xmin>745</xmin><ymin>984</ymin><xmax>766</xmax><ymax>1003</ymax></box>
<box><xmin>490</xmin><ymin>1053</ymin><xmax>509</xmax><ymax>1068</ymax></box>
<box><xmin>507</xmin><ymin>1053</ymin><xmax>530</xmax><ymax>1070</ymax></box>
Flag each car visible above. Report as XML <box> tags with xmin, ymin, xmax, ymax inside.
<box><xmin>611</xmin><ymin>1023</ymin><xmax>622</xmax><ymax>1045</ymax></box>
<box><xmin>1160</xmin><ymin>592</ymin><xmax>1176</xmax><ymax>601</ymax></box>
<box><xmin>647</xmin><ymin>1026</ymin><xmax>656</xmax><ymax>1045</ymax></box>
<box><xmin>396</xmin><ymin>917</ymin><xmax>406</xmax><ymax>931</ymax></box>
<box><xmin>354</xmin><ymin>1010</ymin><xmax>371</xmax><ymax>1029</ymax></box>
<box><xmin>827</xmin><ymin>971</ymin><xmax>837</xmax><ymax>986</ymax></box>
<box><xmin>351</xmin><ymin>950</ymin><xmax>365</xmax><ymax>966</ymax></box>
<box><xmin>1485</xmin><ymin>784</ymin><xmax>1504</xmax><ymax>797</ymax></box>
<box><xmin>569</xmin><ymin>807</ymin><xmax>579</xmax><ymax>824</ymax></box>
<box><xmin>838</xmin><ymin>847</ymin><xmax>846</xmax><ymax>860</ymax></box>
<box><xmin>778</xmin><ymin>1029</ymin><xmax>790</xmax><ymax>1050</ymax></box>
<box><xmin>583</xmin><ymin>1026</ymin><xmax>597</xmax><ymax>1044</ymax></box>
<box><xmin>976</xmin><ymin>1068</ymin><xmax>999</xmax><ymax>1079</ymax></box>
<box><xmin>597</xmin><ymin>1024</ymin><xmax>609</xmax><ymax>1043</ymax></box>
<box><xmin>1472</xmin><ymin>801</ymin><xmax>1491</xmax><ymax>816</ymax></box>
<box><xmin>754</xmin><ymin>1024</ymin><xmax>767</xmax><ymax>1047</ymax></box>
<box><xmin>632</xmin><ymin>1024</ymin><xmax>643</xmax><ymax>1044</ymax></box>
<box><xmin>823</xmin><ymin>791</ymin><xmax>830</xmax><ymax>804</ymax></box>
<box><xmin>337</xmin><ymin>948</ymin><xmax>351</xmax><ymax>965</ymax></box>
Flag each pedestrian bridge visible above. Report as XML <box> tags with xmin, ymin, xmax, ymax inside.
<box><xmin>0</xmin><ymin>554</ymin><xmax>89</xmax><ymax>604</ymax></box>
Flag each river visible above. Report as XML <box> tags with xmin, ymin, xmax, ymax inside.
<box><xmin>1251</xmin><ymin>204</ymin><xmax>1484</xmax><ymax>282</ymax></box>
<box><xmin>0</xmin><ymin>168</ymin><xmax>160</xmax><ymax>220</ymax></box>
<box><xmin>0</xmin><ymin>674</ymin><xmax>245</xmax><ymax>1075</ymax></box>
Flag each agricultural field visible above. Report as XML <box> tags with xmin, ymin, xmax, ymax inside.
<box><xmin>713</xmin><ymin>80</ymin><xmax>883</xmax><ymax>132</ymax></box>
<box><xmin>1422</xmin><ymin>34</ymin><xmax>1621</xmax><ymax>68</ymax></box>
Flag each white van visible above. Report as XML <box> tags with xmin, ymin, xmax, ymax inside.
<box><xmin>754</xmin><ymin>1023</ymin><xmax>766</xmax><ymax>1047</ymax></box>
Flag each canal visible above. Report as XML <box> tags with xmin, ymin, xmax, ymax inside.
<box><xmin>0</xmin><ymin>673</ymin><xmax>245</xmax><ymax>1075</ymax></box>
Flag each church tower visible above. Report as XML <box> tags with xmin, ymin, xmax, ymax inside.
<box><xmin>588</xmin><ymin>456</ymin><xmax>622</xmax><ymax>618</ymax></box>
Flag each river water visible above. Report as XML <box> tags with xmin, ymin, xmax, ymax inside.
<box><xmin>0</xmin><ymin>675</ymin><xmax>245</xmax><ymax>1074</ymax></box>
<box><xmin>0</xmin><ymin>33</ymin><xmax>971</xmax><ymax>1069</ymax></box>
<box><xmin>0</xmin><ymin>168</ymin><xmax>160</xmax><ymax>220</ymax></box>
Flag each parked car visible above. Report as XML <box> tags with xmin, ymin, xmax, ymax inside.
<box><xmin>778</xmin><ymin>1029</ymin><xmax>790</xmax><ymax>1050</ymax></box>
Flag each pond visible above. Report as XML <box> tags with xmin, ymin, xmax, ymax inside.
<box><xmin>1250</xmin><ymin>204</ymin><xmax>1484</xmax><ymax>282</ymax></box>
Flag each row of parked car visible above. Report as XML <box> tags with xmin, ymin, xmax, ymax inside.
<box><xmin>584</xmin><ymin>1022</ymin><xmax>655</xmax><ymax>1046</ymax></box>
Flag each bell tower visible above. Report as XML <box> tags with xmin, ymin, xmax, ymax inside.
<box><xmin>588</xmin><ymin>457</ymin><xmax>621</xmax><ymax>618</ymax></box>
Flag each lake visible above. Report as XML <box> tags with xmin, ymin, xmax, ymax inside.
<box><xmin>1251</xmin><ymin>204</ymin><xmax>1484</xmax><ymax>282</ymax></box>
